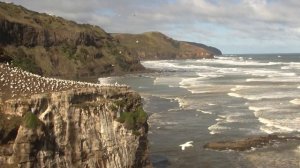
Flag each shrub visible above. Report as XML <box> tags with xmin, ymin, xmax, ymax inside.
<box><xmin>135</xmin><ymin>106</ymin><xmax>147</xmax><ymax>125</ymax></box>
<box><xmin>22</xmin><ymin>112</ymin><xmax>41</xmax><ymax>129</ymax></box>
<box><xmin>117</xmin><ymin>106</ymin><xmax>147</xmax><ymax>130</ymax></box>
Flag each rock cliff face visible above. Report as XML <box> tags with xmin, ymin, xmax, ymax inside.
<box><xmin>0</xmin><ymin>2</ymin><xmax>145</xmax><ymax>78</ymax></box>
<box><xmin>113</xmin><ymin>32</ymin><xmax>222</xmax><ymax>60</ymax></box>
<box><xmin>0</xmin><ymin>87</ymin><xmax>150</xmax><ymax>168</ymax></box>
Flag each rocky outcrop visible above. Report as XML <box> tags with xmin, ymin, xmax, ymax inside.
<box><xmin>113</xmin><ymin>32</ymin><xmax>222</xmax><ymax>60</ymax></box>
<box><xmin>203</xmin><ymin>135</ymin><xmax>300</xmax><ymax>151</ymax></box>
<box><xmin>0</xmin><ymin>18</ymin><xmax>107</xmax><ymax>48</ymax></box>
<box><xmin>0</xmin><ymin>87</ymin><xmax>150</xmax><ymax>168</ymax></box>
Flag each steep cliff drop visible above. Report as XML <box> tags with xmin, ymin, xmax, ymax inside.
<box><xmin>0</xmin><ymin>63</ymin><xmax>150</xmax><ymax>168</ymax></box>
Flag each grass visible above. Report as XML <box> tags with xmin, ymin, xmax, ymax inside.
<box><xmin>0</xmin><ymin>2</ymin><xmax>144</xmax><ymax>78</ymax></box>
<box><xmin>117</xmin><ymin>106</ymin><xmax>147</xmax><ymax>130</ymax></box>
<box><xmin>12</xmin><ymin>56</ymin><xmax>41</xmax><ymax>74</ymax></box>
<box><xmin>22</xmin><ymin>112</ymin><xmax>41</xmax><ymax>129</ymax></box>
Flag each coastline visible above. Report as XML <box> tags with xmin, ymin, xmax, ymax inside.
<box><xmin>98</xmin><ymin>56</ymin><xmax>300</xmax><ymax>168</ymax></box>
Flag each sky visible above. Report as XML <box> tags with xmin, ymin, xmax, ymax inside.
<box><xmin>3</xmin><ymin>0</ymin><xmax>300</xmax><ymax>54</ymax></box>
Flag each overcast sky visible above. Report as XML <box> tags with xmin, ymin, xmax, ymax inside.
<box><xmin>4</xmin><ymin>0</ymin><xmax>300</xmax><ymax>54</ymax></box>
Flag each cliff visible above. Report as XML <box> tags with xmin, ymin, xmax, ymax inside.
<box><xmin>0</xmin><ymin>64</ymin><xmax>150</xmax><ymax>168</ymax></box>
<box><xmin>0</xmin><ymin>2</ymin><xmax>145</xmax><ymax>79</ymax></box>
<box><xmin>112</xmin><ymin>32</ymin><xmax>222</xmax><ymax>60</ymax></box>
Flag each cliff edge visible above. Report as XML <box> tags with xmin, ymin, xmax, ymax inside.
<box><xmin>0</xmin><ymin>64</ymin><xmax>151</xmax><ymax>168</ymax></box>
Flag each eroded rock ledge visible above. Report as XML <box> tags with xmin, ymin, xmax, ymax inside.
<box><xmin>203</xmin><ymin>135</ymin><xmax>300</xmax><ymax>151</ymax></box>
<box><xmin>0</xmin><ymin>87</ymin><xmax>151</xmax><ymax>168</ymax></box>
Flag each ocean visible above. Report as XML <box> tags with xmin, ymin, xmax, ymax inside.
<box><xmin>99</xmin><ymin>54</ymin><xmax>300</xmax><ymax>168</ymax></box>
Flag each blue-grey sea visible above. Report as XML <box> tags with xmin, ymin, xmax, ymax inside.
<box><xmin>99</xmin><ymin>54</ymin><xmax>300</xmax><ymax>168</ymax></box>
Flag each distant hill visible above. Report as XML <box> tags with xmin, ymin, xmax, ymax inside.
<box><xmin>0</xmin><ymin>2</ymin><xmax>144</xmax><ymax>79</ymax></box>
<box><xmin>0</xmin><ymin>2</ymin><xmax>222</xmax><ymax>79</ymax></box>
<box><xmin>112</xmin><ymin>32</ymin><xmax>222</xmax><ymax>60</ymax></box>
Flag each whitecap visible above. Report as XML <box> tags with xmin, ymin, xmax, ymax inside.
<box><xmin>290</xmin><ymin>99</ymin><xmax>300</xmax><ymax>105</ymax></box>
<box><xmin>258</xmin><ymin>117</ymin><xmax>296</xmax><ymax>133</ymax></box>
<box><xmin>230</xmin><ymin>85</ymin><xmax>254</xmax><ymax>92</ymax></box>
<box><xmin>98</xmin><ymin>77</ymin><xmax>114</xmax><ymax>84</ymax></box>
<box><xmin>208</xmin><ymin>123</ymin><xmax>231</xmax><ymax>134</ymax></box>
<box><xmin>196</xmin><ymin>109</ymin><xmax>213</xmax><ymax>114</ymax></box>
<box><xmin>227</xmin><ymin>92</ymin><xmax>243</xmax><ymax>98</ymax></box>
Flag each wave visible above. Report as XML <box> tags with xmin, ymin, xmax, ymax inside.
<box><xmin>230</xmin><ymin>85</ymin><xmax>254</xmax><ymax>92</ymax></box>
<box><xmin>246</xmin><ymin>77</ymin><xmax>300</xmax><ymax>83</ymax></box>
<box><xmin>153</xmin><ymin>77</ymin><xmax>182</xmax><ymax>87</ymax></box>
<box><xmin>142</xmin><ymin>61</ymin><xmax>217</xmax><ymax>72</ymax></box>
<box><xmin>281</xmin><ymin>62</ymin><xmax>300</xmax><ymax>70</ymax></box>
<box><xmin>227</xmin><ymin>92</ymin><xmax>243</xmax><ymax>98</ymax></box>
<box><xmin>208</xmin><ymin>123</ymin><xmax>231</xmax><ymax>135</ymax></box>
<box><xmin>196</xmin><ymin>109</ymin><xmax>213</xmax><ymax>114</ymax></box>
<box><xmin>180</xmin><ymin>77</ymin><xmax>231</xmax><ymax>94</ymax></box>
<box><xmin>290</xmin><ymin>99</ymin><xmax>300</xmax><ymax>105</ymax></box>
<box><xmin>196</xmin><ymin>73</ymin><xmax>224</xmax><ymax>79</ymax></box>
<box><xmin>243</xmin><ymin>69</ymin><xmax>296</xmax><ymax>77</ymax></box>
<box><xmin>98</xmin><ymin>77</ymin><xmax>114</xmax><ymax>84</ymax></box>
<box><xmin>200</xmin><ymin>57</ymin><xmax>284</xmax><ymax>67</ymax></box>
<box><xmin>174</xmin><ymin>97</ymin><xmax>187</xmax><ymax>109</ymax></box>
<box><xmin>228</xmin><ymin>91</ymin><xmax>292</xmax><ymax>101</ymax></box>
<box><xmin>258</xmin><ymin>117</ymin><xmax>298</xmax><ymax>134</ymax></box>
<box><xmin>248</xmin><ymin>106</ymin><xmax>273</xmax><ymax>113</ymax></box>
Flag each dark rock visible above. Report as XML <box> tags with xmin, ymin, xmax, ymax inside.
<box><xmin>150</xmin><ymin>155</ymin><xmax>170</xmax><ymax>168</ymax></box>
<box><xmin>203</xmin><ymin>135</ymin><xmax>299</xmax><ymax>151</ymax></box>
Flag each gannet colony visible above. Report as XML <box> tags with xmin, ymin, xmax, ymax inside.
<box><xmin>0</xmin><ymin>63</ymin><xmax>128</xmax><ymax>100</ymax></box>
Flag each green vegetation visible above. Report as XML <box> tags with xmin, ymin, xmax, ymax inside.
<box><xmin>117</xmin><ymin>106</ymin><xmax>147</xmax><ymax>130</ymax></box>
<box><xmin>61</xmin><ymin>43</ymin><xmax>77</xmax><ymax>60</ymax></box>
<box><xmin>22</xmin><ymin>112</ymin><xmax>41</xmax><ymax>129</ymax></box>
<box><xmin>0</xmin><ymin>2</ymin><xmax>144</xmax><ymax>78</ymax></box>
<box><xmin>12</xmin><ymin>56</ymin><xmax>41</xmax><ymax>74</ymax></box>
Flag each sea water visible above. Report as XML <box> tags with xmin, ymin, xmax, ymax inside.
<box><xmin>99</xmin><ymin>54</ymin><xmax>300</xmax><ymax>168</ymax></box>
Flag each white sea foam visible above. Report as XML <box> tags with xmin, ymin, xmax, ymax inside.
<box><xmin>208</xmin><ymin>123</ymin><xmax>231</xmax><ymax>134</ymax></box>
<box><xmin>179</xmin><ymin>78</ymin><xmax>222</xmax><ymax>94</ymax></box>
<box><xmin>196</xmin><ymin>109</ymin><xmax>213</xmax><ymax>114</ymax></box>
<box><xmin>246</xmin><ymin>77</ymin><xmax>300</xmax><ymax>83</ymax></box>
<box><xmin>142</xmin><ymin>58</ymin><xmax>300</xmax><ymax>138</ymax></box>
<box><xmin>225</xmin><ymin>114</ymin><xmax>253</xmax><ymax>123</ymax></box>
<box><xmin>142</xmin><ymin>61</ymin><xmax>216</xmax><ymax>72</ymax></box>
<box><xmin>154</xmin><ymin>77</ymin><xmax>181</xmax><ymax>87</ymax></box>
<box><xmin>98</xmin><ymin>77</ymin><xmax>114</xmax><ymax>84</ymax></box>
<box><xmin>174</xmin><ymin>97</ymin><xmax>187</xmax><ymax>108</ymax></box>
<box><xmin>281</xmin><ymin>62</ymin><xmax>300</xmax><ymax>70</ymax></box>
<box><xmin>237</xmin><ymin>91</ymin><xmax>300</xmax><ymax>101</ymax></box>
<box><xmin>196</xmin><ymin>73</ymin><xmax>224</xmax><ymax>79</ymax></box>
<box><xmin>290</xmin><ymin>99</ymin><xmax>300</xmax><ymax>105</ymax></box>
<box><xmin>227</xmin><ymin>92</ymin><xmax>243</xmax><ymax>98</ymax></box>
<box><xmin>230</xmin><ymin>85</ymin><xmax>254</xmax><ymax>91</ymax></box>
<box><xmin>258</xmin><ymin>117</ymin><xmax>296</xmax><ymax>133</ymax></box>
<box><xmin>259</xmin><ymin>126</ymin><xmax>276</xmax><ymax>134</ymax></box>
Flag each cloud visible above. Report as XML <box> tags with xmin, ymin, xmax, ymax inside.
<box><xmin>4</xmin><ymin>0</ymin><xmax>300</xmax><ymax>53</ymax></box>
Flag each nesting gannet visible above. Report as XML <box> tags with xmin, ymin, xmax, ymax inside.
<box><xmin>179</xmin><ymin>141</ymin><xmax>193</xmax><ymax>150</ymax></box>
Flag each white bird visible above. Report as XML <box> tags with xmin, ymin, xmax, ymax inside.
<box><xmin>179</xmin><ymin>141</ymin><xmax>193</xmax><ymax>150</ymax></box>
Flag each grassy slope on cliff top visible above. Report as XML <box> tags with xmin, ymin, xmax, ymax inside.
<box><xmin>0</xmin><ymin>2</ymin><xmax>144</xmax><ymax>79</ymax></box>
<box><xmin>113</xmin><ymin>32</ymin><xmax>222</xmax><ymax>60</ymax></box>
